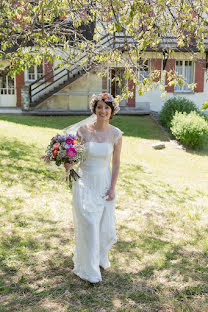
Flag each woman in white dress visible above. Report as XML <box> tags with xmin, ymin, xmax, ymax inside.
<box><xmin>64</xmin><ymin>93</ymin><xmax>123</xmax><ymax>283</ymax></box>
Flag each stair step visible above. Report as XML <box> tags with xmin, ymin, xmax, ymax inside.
<box><xmin>30</xmin><ymin>67</ymin><xmax>91</xmax><ymax>107</ymax></box>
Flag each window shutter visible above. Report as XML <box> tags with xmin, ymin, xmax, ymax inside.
<box><xmin>165</xmin><ymin>59</ymin><xmax>176</xmax><ymax>93</ymax></box>
<box><xmin>102</xmin><ymin>76</ymin><xmax>107</xmax><ymax>92</ymax></box>
<box><xmin>16</xmin><ymin>72</ymin><xmax>25</xmax><ymax>107</ymax></box>
<box><xmin>102</xmin><ymin>3</ymin><xmax>112</xmax><ymax>22</ymax></box>
<box><xmin>80</xmin><ymin>8</ymin><xmax>87</xmax><ymax>20</ymax></box>
<box><xmin>44</xmin><ymin>61</ymin><xmax>53</xmax><ymax>82</ymax></box>
<box><xmin>103</xmin><ymin>14</ymin><xmax>112</xmax><ymax>22</ymax></box>
<box><xmin>128</xmin><ymin>67</ymin><xmax>136</xmax><ymax>107</ymax></box>
<box><xmin>151</xmin><ymin>59</ymin><xmax>161</xmax><ymax>82</ymax></box>
<box><xmin>194</xmin><ymin>59</ymin><xmax>205</xmax><ymax>92</ymax></box>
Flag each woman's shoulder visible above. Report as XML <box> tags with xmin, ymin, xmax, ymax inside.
<box><xmin>77</xmin><ymin>124</ymin><xmax>94</xmax><ymax>141</ymax></box>
<box><xmin>110</xmin><ymin>125</ymin><xmax>123</xmax><ymax>145</ymax></box>
<box><xmin>77</xmin><ymin>124</ymin><xmax>89</xmax><ymax>134</ymax></box>
<box><xmin>78</xmin><ymin>123</ymin><xmax>94</xmax><ymax>132</ymax></box>
<box><xmin>110</xmin><ymin>125</ymin><xmax>124</xmax><ymax>136</ymax></box>
<box><xmin>77</xmin><ymin>125</ymin><xmax>87</xmax><ymax>139</ymax></box>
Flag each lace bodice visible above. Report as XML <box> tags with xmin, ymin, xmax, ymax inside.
<box><xmin>77</xmin><ymin>124</ymin><xmax>123</xmax><ymax>145</ymax></box>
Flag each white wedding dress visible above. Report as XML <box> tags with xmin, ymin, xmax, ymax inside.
<box><xmin>71</xmin><ymin>124</ymin><xmax>123</xmax><ymax>283</ymax></box>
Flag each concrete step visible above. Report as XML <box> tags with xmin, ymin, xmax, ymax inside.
<box><xmin>0</xmin><ymin>107</ymin><xmax>23</xmax><ymax>114</ymax></box>
<box><xmin>0</xmin><ymin>107</ymin><xmax>150</xmax><ymax>116</ymax></box>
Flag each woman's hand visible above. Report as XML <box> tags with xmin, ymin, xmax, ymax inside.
<box><xmin>64</xmin><ymin>163</ymin><xmax>74</xmax><ymax>172</ymax></box>
<box><xmin>105</xmin><ymin>187</ymin><xmax>115</xmax><ymax>201</ymax></box>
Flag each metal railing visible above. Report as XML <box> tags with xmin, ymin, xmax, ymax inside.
<box><xmin>28</xmin><ymin>33</ymin><xmax>133</xmax><ymax>105</ymax></box>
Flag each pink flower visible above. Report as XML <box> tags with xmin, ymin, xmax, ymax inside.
<box><xmin>66</xmin><ymin>139</ymin><xmax>73</xmax><ymax>145</ymax></box>
<box><xmin>66</xmin><ymin>147</ymin><xmax>77</xmax><ymax>158</ymax></box>
<box><xmin>53</xmin><ymin>143</ymin><xmax>60</xmax><ymax>149</ymax></box>
<box><xmin>103</xmin><ymin>93</ymin><xmax>109</xmax><ymax>99</ymax></box>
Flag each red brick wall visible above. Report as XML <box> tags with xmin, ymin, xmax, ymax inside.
<box><xmin>80</xmin><ymin>8</ymin><xmax>87</xmax><ymax>20</ymax></box>
<box><xmin>195</xmin><ymin>58</ymin><xmax>205</xmax><ymax>92</ymax></box>
<box><xmin>165</xmin><ymin>59</ymin><xmax>176</xmax><ymax>92</ymax></box>
<box><xmin>151</xmin><ymin>59</ymin><xmax>162</xmax><ymax>82</ymax></box>
<box><xmin>16</xmin><ymin>72</ymin><xmax>24</xmax><ymax>107</ymax></box>
<box><xmin>102</xmin><ymin>76</ymin><xmax>107</xmax><ymax>91</ymax></box>
<box><xmin>102</xmin><ymin>4</ymin><xmax>112</xmax><ymax>22</ymax></box>
<box><xmin>44</xmin><ymin>61</ymin><xmax>53</xmax><ymax>82</ymax></box>
<box><xmin>128</xmin><ymin>68</ymin><xmax>136</xmax><ymax>107</ymax></box>
<box><xmin>108</xmin><ymin>71</ymin><xmax>111</xmax><ymax>93</ymax></box>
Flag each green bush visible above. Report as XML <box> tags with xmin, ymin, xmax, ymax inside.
<box><xmin>170</xmin><ymin>111</ymin><xmax>208</xmax><ymax>149</ymax></box>
<box><xmin>159</xmin><ymin>97</ymin><xmax>201</xmax><ymax>129</ymax></box>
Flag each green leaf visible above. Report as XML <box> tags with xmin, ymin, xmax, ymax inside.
<box><xmin>201</xmin><ymin>101</ymin><xmax>208</xmax><ymax>110</ymax></box>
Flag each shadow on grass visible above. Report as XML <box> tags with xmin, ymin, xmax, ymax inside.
<box><xmin>0</xmin><ymin>138</ymin><xmax>60</xmax><ymax>190</ymax></box>
<box><xmin>1</xmin><ymin>121</ymin><xmax>208</xmax><ymax>311</ymax></box>
<box><xmin>0</xmin><ymin>115</ymin><xmax>169</xmax><ymax>141</ymax></box>
<box><xmin>113</xmin><ymin>222</ymin><xmax>208</xmax><ymax>307</ymax></box>
<box><xmin>183</xmin><ymin>144</ymin><xmax>208</xmax><ymax>156</ymax></box>
<box><xmin>0</xmin><ymin>219</ymin><xmax>161</xmax><ymax>311</ymax></box>
<box><xmin>1</xmin><ymin>217</ymin><xmax>208</xmax><ymax>311</ymax></box>
<box><xmin>119</xmin><ymin>162</ymin><xmax>205</xmax><ymax>205</ymax></box>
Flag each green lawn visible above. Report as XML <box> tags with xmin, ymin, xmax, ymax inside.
<box><xmin>1</xmin><ymin>115</ymin><xmax>208</xmax><ymax>312</ymax></box>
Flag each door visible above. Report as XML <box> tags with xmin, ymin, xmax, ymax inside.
<box><xmin>0</xmin><ymin>74</ymin><xmax>16</xmax><ymax>107</ymax></box>
<box><xmin>110</xmin><ymin>68</ymin><xmax>127</xmax><ymax>106</ymax></box>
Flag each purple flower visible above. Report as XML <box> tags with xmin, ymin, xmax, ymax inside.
<box><xmin>64</xmin><ymin>143</ymin><xmax>70</xmax><ymax>149</ymax></box>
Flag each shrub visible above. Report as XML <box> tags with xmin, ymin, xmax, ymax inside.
<box><xmin>159</xmin><ymin>97</ymin><xmax>201</xmax><ymax>130</ymax></box>
<box><xmin>170</xmin><ymin>111</ymin><xmax>208</xmax><ymax>149</ymax></box>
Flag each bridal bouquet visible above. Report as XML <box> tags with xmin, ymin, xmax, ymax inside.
<box><xmin>41</xmin><ymin>133</ymin><xmax>86</xmax><ymax>185</ymax></box>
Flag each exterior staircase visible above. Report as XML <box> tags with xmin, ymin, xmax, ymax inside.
<box><xmin>28</xmin><ymin>34</ymin><xmax>125</xmax><ymax>109</ymax></box>
<box><xmin>29</xmin><ymin>67</ymin><xmax>86</xmax><ymax>108</ymax></box>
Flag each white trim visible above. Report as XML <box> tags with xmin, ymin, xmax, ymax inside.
<box><xmin>0</xmin><ymin>74</ymin><xmax>16</xmax><ymax>94</ymax></box>
<box><xmin>137</xmin><ymin>59</ymin><xmax>151</xmax><ymax>82</ymax></box>
<box><xmin>0</xmin><ymin>74</ymin><xmax>16</xmax><ymax>107</ymax></box>
<box><xmin>174</xmin><ymin>90</ymin><xmax>194</xmax><ymax>94</ymax></box>
<box><xmin>174</xmin><ymin>60</ymin><xmax>195</xmax><ymax>92</ymax></box>
<box><xmin>25</xmin><ymin>63</ymin><xmax>44</xmax><ymax>82</ymax></box>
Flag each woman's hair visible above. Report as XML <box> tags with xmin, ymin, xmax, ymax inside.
<box><xmin>93</xmin><ymin>100</ymin><xmax>115</xmax><ymax>119</ymax></box>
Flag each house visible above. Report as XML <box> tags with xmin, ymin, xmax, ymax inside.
<box><xmin>0</xmin><ymin>32</ymin><xmax>208</xmax><ymax>113</ymax></box>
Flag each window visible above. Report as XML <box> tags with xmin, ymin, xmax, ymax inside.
<box><xmin>138</xmin><ymin>59</ymin><xmax>150</xmax><ymax>81</ymax></box>
<box><xmin>175</xmin><ymin>60</ymin><xmax>194</xmax><ymax>92</ymax></box>
<box><xmin>27</xmin><ymin>63</ymin><xmax>44</xmax><ymax>81</ymax></box>
<box><xmin>110</xmin><ymin>68</ymin><xmax>128</xmax><ymax>106</ymax></box>
<box><xmin>111</xmin><ymin>68</ymin><xmax>127</xmax><ymax>97</ymax></box>
<box><xmin>0</xmin><ymin>75</ymin><xmax>15</xmax><ymax>95</ymax></box>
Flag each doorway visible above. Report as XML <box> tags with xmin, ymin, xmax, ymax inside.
<box><xmin>110</xmin><ymin>68</ymin><xmax>127</xmax><ymax>106</ymax></box>
<box><xmin>0</xmin><ymin>74</ymin><xmax>16</xmax><ymax>107</ymax></box>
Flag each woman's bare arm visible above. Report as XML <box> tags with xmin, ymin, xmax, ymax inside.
<box><xmin>106</xmin><ymin>136</ymin><xmax>122</xmax><ymax>201</ymax></box>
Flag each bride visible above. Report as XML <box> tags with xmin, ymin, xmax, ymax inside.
<box><xmin>64</xmin><ymin>93</ymin><xmax>123</xmax><ymax>283</ymax></box>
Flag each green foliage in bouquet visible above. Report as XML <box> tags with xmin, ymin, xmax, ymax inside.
<box><xmin>170</xmin><ymin>111</ymin><xmax>208</xmax><ymax>149</ymax></box>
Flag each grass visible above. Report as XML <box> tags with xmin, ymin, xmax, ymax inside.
<box><xmin>0</xmin><ymin>114</ymin><xmax>208</xmax><ymax>312</ymax></box>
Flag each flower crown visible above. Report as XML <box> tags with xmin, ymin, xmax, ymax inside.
<box><xmin>90</xmin><ymin>93</ymin><xmax>120</xmax><ymax>115</ymax></box>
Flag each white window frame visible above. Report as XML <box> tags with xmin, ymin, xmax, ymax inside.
<box><xmin>26</xmin><ymin>63</ymin><xmax>44</xmax><ymax>82</ymax></box>
<box><xmin>0</xmin><ymin>74</ymin><xmax>16</xmax><ymax>95</ymax></box>
<box><xmin>137</xmin><ymin>59</ymin><xmax>150</xmax><ymax>82</ymax></box>
<box><xmin>174</xmin><ymin>60</ymin><xmax>194</xmax><ymax>93</ymax></box>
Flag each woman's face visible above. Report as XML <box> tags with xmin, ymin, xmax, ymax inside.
<box><xmin>95</xmin><ymin>100</ymin><xmax>112</xmax><ymax>121</ymax></box>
